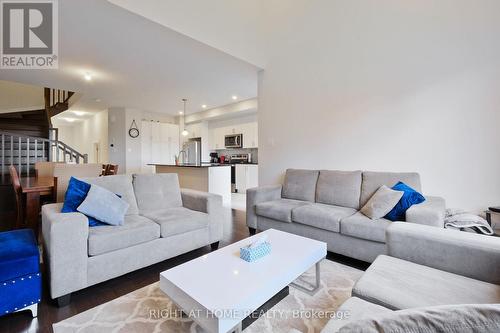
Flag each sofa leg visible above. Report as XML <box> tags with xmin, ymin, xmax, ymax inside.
<box><xmin>210</xmin><ymin>242</ymin><xmax>219</xmax><ymax>251</ymax></box>
<box><xmin>56</xmin><ymin>294</ymin><xmax>71</xmax><ymax>307</ymax></box>
<box><xmin>248</xmin><ymin>227</ymin><xmax>256</xmax><ymax>235</ymax></box>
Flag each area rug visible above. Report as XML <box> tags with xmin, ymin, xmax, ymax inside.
<box><xmin>53</xmin><ymin>260</ymin><xmax>363</xmax><ymax>333</ymax></box>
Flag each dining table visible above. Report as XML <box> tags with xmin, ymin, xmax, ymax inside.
<box><xmin>20</xmin><ymin>176</ymin><xmax>55</xmax><ymax>237</ymax></box>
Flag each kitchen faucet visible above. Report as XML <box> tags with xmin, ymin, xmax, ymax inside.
<box><xmin>178</xmin><ymin>149</ymin><xmax>187</xmax><ymax>164</ymax></box>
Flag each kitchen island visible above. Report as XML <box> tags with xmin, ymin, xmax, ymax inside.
<box><xmin>150</xmin><ymin>164</ymin><xmax>231</xmax><ymax>205</ymax></box>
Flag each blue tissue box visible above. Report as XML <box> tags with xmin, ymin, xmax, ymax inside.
<box><xmin>240</xmin><ymin>242</ymin><xmax>271</xmax><ymax>262</ymax></box>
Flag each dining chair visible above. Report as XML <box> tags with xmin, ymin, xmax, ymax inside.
<box><xmin>9</xmin><ymin>165</ymin><xmax>24</xmax><ymax>229</ymax></box>
<box><xmin>34</xmin><ymin>161</ymin><xmax>57</xmax><ymax>178</ymax></box>
<box><xmin>53</xmin><ymin>163</ymin><xmax>102</xmax><ymax>202</ymax></box>
<box><xmin>104</xmin><ymin>164</ymin><xmax>119</xmax><ymax>176</ymax></box>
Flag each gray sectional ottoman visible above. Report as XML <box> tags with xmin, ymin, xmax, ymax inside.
<box><xmin>322</xmin><ymin>223</ymin><xmax>500</xmax><ymax>332</ymax></box>
<box><xmin>247</xmin><ymin>169</ymin><xmax>446</xmax><ymax>262</ymax></box>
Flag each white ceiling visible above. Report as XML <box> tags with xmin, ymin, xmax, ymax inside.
<box><xmin>0</xmin><ymin>0</ymin><xmax>260</xmax><ymax>115</ymax></box>
<box><xmin>107</xmin><ymin>0</ymin><xmax>311</xmax><ymax>69</ymax></box>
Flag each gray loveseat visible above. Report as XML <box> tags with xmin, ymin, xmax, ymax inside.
<box><xmin>247</xmin><ymin>169</ymin><xmax>445</xmax><ymax>262</ymax></box>
<box><xmin>322</xmin><ymin>223</ymin><xmax>500</xmax><ymax>332</ymax></box>
<box><xmin>42</xmin><ymin>173</ymin><xmax>224</xmax><ymax>306</ymax></box>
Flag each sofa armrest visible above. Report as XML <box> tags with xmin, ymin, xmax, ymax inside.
<box><xmin>41</xmin><ymin>203</ymin><xmax>89</xmax><ymax>299</ymax></box>
<box><xmin>405</xmin><ymin>196</ymin><xmax>445</xmax><ymax>227</ymax></box>
<box><xmin>181</xmin><ymin>189</ymin><xmax>224</xmax><ymax>243</ymax></box>
<box><xmin>246</xmin><ymin>185</ymin><xmax>282</xmax><ymax>229</ymax></box>
<box><xmin>386</xmin><ymin>222</ymin><xmax>500</xmax><ymax>284</ymax></box>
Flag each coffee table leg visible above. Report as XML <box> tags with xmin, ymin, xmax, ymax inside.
<box><xmin>290</xmin><ymin>261</ymin><xmax>321</xmax><ymax>295</ymax></box>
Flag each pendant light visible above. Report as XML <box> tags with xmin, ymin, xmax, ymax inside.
<box><xmin>181</xmin><ymin>98</ymin><xmax>189</xmax><ymax>136</ymax></box>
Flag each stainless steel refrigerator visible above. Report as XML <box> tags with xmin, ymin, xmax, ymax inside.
<box><xmin>184</xmin><ymin>138</ymin><xmax>201</xmax><ymax>165</ymax></box>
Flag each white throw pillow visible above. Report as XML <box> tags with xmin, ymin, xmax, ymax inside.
<box><xmin>77</xmin><ymin>184</ymin><xmax>129</xmax><ymax>226</ymax></box>
<box><xmin>360</xmin><ymin>185</ymin><xmax>403</xmax><ymax>219</ymax></box>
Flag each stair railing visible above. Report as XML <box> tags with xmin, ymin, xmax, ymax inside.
<box><xmin>0</xmin><ymin>130</ymin><xmax>88</xmax><ymax>179</ymax></box>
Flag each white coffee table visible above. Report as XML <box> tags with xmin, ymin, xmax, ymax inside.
<box><xmin>160</xmin><ymin>229</ymin><xmax>327</xmax><ymax>333</ymax></box>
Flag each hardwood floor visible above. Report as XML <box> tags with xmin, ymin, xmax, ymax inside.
<box><xmin>0</xmin><ymin>209</ymin><xmax>369</xmax><ymax>333</ymax></box>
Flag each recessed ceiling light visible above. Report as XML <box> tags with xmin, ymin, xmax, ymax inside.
<box><xmin>202</xmin><ymin>104</ymin><xmax>207</xmax><ymax>109</ymax></box>
<box><xmin>178</xmin><ymin>111</ymin><xmax>183</xmax><ymax>115</ymax></box>
<box><xmin>84</xmin><ymin>72</ymin><xmax>92</xmax><ymax>81</ymax></box>
<box><xmin>73</xmin><ymin>111</ymin><xmax>86</xmax><ymax>116</ymax></box>
<box><xmin>232</xmin><ymin>95</ymin><xmax>238</xmax><ymax>100</ymax></box>
<box><xmin>65</xmin><ymin>118</ymin><xmax>76</xmax><ymax>122</ymax></box>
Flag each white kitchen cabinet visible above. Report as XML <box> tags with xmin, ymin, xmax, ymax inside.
<box><xmin>235</xmin><ymin>164</ymin><xmax>258</xmax><ymax>193</ymax></box>
<box><xmin>187</xmin><ymin>123</ymin><xmax>202</xmax><ymax>139</ymax></box>
<box><xmin>212</xmin><ymin>127</ymin><xmax>226</xmax><ymax>150</ymax></box>
<box><xmin>141</xmin><ymin>120</ymin><xmax>179</xmax><ymax>169</ymax></box>
<box><xmin>209</xmin><ymin>121</ymin><xmax>258</xmax><ymax>150</ymax></box>
<box><xmin>166</xmin><ymin>123</ymin><xmax>180</xmax><ymax>164</ymax></box>
<box><xmin>242</xmin><ymin>122</ymin><xmax>258</xmax><ymax>148</ymax></box>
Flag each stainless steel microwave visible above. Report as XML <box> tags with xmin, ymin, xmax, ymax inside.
<box><xmin>225</xmin><ymin>134</ymin><xmax>243</xmax><ymax>148</ymax></box>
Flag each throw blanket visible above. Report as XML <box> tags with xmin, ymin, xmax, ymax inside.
<box><xmin>444</xmin><ymin>208</ymin><xmax>494</xmax><ymax>235</ymax></box>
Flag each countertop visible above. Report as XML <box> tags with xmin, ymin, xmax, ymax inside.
<box><xmin>149</xmin><ymin>163</ymin><xmax>258</xmax><ymax>168</ymax></box>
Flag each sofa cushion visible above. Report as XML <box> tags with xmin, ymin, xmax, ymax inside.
<box><xmin>88</xmin><ymin>215</ymin><xmax>160</xmax><ymax>256</ymax></box>
<box><xmin>316</xmin><ymin>170</ymin><xmax>362</xmax><ymax>209</ymax></box>
<box><xmin>352</xmin><ymin>255</ymin><xmax>500</xmax><ymax>310</ymax></box>
<box><xmin>360</xmin><ymin>185</ymin><xmax>403</xmax><ymax>219</ymax></box>
<box><xmin>256</xmin><ymin>199</ymin><xmax>310</xmax><ymax>222</ymax></box>
<box><xmin>133</xmin><ymin>174</ymin><xmax>183</xmax><ymax>212</ymax></box>
<box><xmin>83</xmin><ymin>175</ymin><xmax>139</xmax><ymax>215</ymax></box>
<box><xmin>282</xmin><ymin>169</ymin><xmax>319</xmax><ymax>202</ymax></box>
<box><xmin>337</xmin><ymin>303</ymin><xmax>500</xmax><ymax>333</ymax></box>
<box><xmin>340</xmin><ymin>212</ymin><xmax>390</xmax><ymax>243</ymax></box>
<box><xmin>142</xmin><ymin>207</ymin><xmax>209</xmax><ymax>237</ymax></box>
<box><xmin>292</xmin><ymin>203</ymin><xmax>356</xmax><ymax>233</ymax></box>
<box><xmin>321</xmin><ymin>297</ymin><xmax>392</xmax><ymax>333</ymax></box>
<box><xmin>360</xmin><ymin>171</ymin><xmax>421</xmax><ymax>207</ymax></box>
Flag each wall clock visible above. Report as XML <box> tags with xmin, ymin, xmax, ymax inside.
<box><xmin>128</xmin><ymin>119</ymin><xmax>140</xmax><ymax>138</ymax></box>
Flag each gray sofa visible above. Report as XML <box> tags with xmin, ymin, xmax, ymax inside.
<box><xmin>42</xmin><ymin>173</ymin><xmax>224</xmax><ymax>306</ymax></box>
<box><xmin>322</xmin><ymin>222</ymin><xmax>500</xmax><ymax>332</ymax></box>
<box><xmin>247</xmin><ymin>169</ymin><xmax>446</xmax><ymax>263</ymax></box>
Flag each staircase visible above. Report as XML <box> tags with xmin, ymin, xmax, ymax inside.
<box><xmin>0</xmin><ymin>129</ymin><xmax>88</xmax><ymax>179</ymax></box>
<box><xmin>0</xmin><ymin>86</ymin><xmax>87</xmax><ymax>230</ymax></box>
<box><xmin>0</xmin><ymin>87</ymin><xmax>86</xmax><ymax>179</ymax></box>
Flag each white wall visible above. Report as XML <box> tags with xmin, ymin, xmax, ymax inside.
<box><xmin>56</xmin><ymin>111</ymin><xmax>109</xmax><ymax>164</ymax></box>
<box><xmin>56</xmin><ymin>125</ymin><xmax>75</xmax><ymax>148</ymax></box>
<box><xmin>108</xmin><ymin>108</ymin><xmax>126</xmax><ymax>171</ymax></box>
<box><xmin>259</xmin><ymin>0</ymin><xmax>500</xmax><ymax>212</ymax></box>
<box><xmin>74</xmin><ymin>110</ymin><xmax>109</xmax><ymax>163</ymax></box>
<box><xmin>0</xmin><ymin>80</ymin><xmax>44</xmax><ymax>113</ymax></box>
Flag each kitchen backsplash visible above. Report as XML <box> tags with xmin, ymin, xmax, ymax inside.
<box><xmin>215</xmin><ymin>148</ymin><xmax>258</xmax><ymax>163</ymax></box>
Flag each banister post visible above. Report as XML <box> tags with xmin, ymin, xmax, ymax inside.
<box><xmin>83</xmin><ymin>154</ymin><xmax>88</xmax><ymax>163</ymax></box>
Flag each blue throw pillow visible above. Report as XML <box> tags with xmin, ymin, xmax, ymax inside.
<box><xmin>385</xmin><ymin>181</ymin><xmax>425</xmax><ymax>221</ymax></box>
<box><xmin>61</xmin><ymin>177</ymin><xmax>105</xmax><ymax>227</ymax></box>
